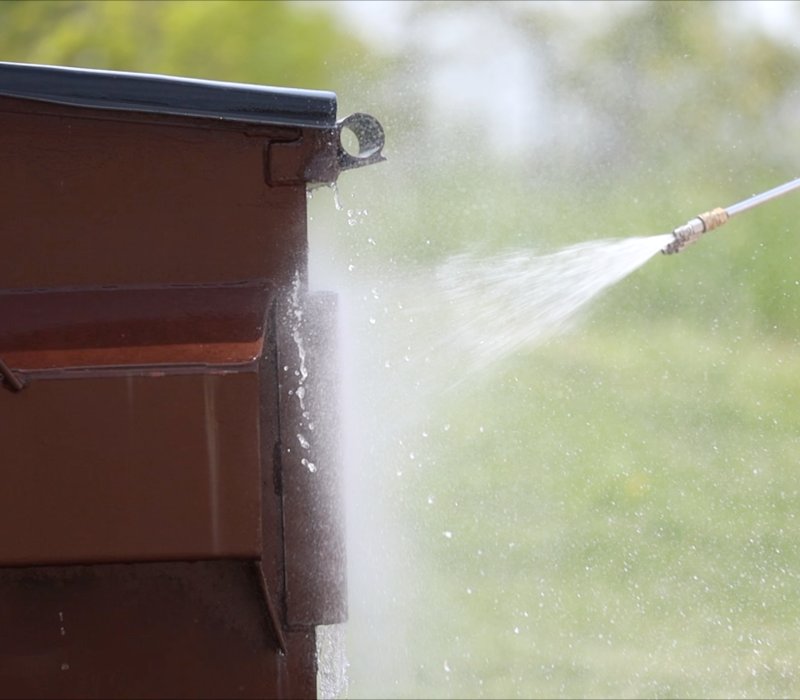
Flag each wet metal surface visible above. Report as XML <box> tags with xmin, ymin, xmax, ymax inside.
<box><xmin>0</xmin><ymin>561</ymin><xmax>316</xmax><ymax>699</ymax></box>
<box><xmin>0</xmin><ymin>371</ymin><xmax>261</xmax><ymax>566</ymax></box>
<box><xmin>0</xmin><ymin>64</ymin><xmax>382</xmax><ymax>698</ymax></box>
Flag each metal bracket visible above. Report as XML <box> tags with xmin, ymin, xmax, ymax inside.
<box><xmin>265</xmin><ymin>112</ymin><xmax>385</xmax><ymax>186</ymax></box>
<box><xmin>0</xmin><ymin>358</ymin><xmax>26</xmax><ymax>392</ymax></box>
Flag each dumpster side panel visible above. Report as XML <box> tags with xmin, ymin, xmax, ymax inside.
<box><xmin>0</xmin><ymin>69</ymin><xmax>352</xmax><ymax>698</ymax></box>
<box><xmin>0</xmin><ymin>371</ymin><xmax>262</xmax><ymax>565</ymax></box>
<box><xmin>0</xmin><ymin>561</ymin><xmax>316</xmax><ymax>700</ymax></box>
<box><xmin>0</xmin><ymin>97</ymin><xmax>305</xmax><ymax>289</ymax></box>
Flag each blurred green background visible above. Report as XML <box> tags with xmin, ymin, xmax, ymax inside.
<box><xmin>4</xmin><ymin>1</ymin><xmax>800</xmax><ymax>697</ymax></box>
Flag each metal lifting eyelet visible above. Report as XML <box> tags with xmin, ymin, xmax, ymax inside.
<box><xmin>336</xmin><ymin>113</ymin><xmax>386</xmax><ymax>172</ymax></box>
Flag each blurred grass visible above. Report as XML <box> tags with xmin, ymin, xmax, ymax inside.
<box><xmin>319</xmin><ymin>156</ymin><xmax>800</xmax><ymax>698</ymax></box>
<box><xmin>338</xmin><ymin>308</ymin><xmax>800</xmax><ymax>698</ymax></box>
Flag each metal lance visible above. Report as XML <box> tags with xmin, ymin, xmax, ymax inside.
<box><xmin>662</xmin><ymin>177</ymin><xmax>800</xmax><ymax>254</ymax></box>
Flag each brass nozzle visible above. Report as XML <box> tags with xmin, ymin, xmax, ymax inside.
<box><xmin>662</xmin><ymin>207</ymin><xmax>729</xmax><ymax>254</ymax></box>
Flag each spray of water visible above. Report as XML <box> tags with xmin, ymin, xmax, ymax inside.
<box><xmin>434</xmin><ymin>233</ymin><xmax>673</xmax><ymax>371</ymax></box>
<box><xmin>310</xmin><ymin>196</ymin><xmax>677</xmax><ymax>695</ymax></box>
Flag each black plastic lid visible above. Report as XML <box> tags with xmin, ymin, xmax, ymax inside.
<box><xmin>0</xmin><ymin>62</ymin><xmax>337</xmax><ymax>128</ymax></box>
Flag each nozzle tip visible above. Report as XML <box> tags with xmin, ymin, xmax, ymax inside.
<box><xmin>662</xmin><ymin>218</ymin><xmax>707</xmax><ymax>255</ymax></box>
<box><xmin>661</xmin><ymin>235</ymin><xmax>682</xmax><ymax>255</ymax></box>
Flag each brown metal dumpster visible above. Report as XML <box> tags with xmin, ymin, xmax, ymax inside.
<box><xmin>0</xmin><ymin>62</ymin><xmax>384</xmax><ymax>699</ymax></box>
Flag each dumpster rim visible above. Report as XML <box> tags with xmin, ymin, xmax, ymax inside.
<box><xmin>0</xmin><ymin>61</ymin><xmax>338</xmax><ymax>128</ymax></box>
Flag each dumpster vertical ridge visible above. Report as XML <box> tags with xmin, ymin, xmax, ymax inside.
<box><xmin>277</xmin><ymin>288</ymin><xmax>347</xmax><ymax>628</ymax></box>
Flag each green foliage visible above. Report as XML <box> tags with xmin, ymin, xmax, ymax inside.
<box><xmin>0</xmin><ymin>0</ymin><xmax>376</xmax><ymax>89</ymax></box>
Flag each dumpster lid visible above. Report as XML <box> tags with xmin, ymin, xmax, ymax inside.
<box><xmin>0</xmin><ymin>62</ymin><xmax>337</xmax><ymax>128</ymax></box>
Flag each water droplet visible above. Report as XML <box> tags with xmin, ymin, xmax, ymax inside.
<box><xmin>443</xmin><ymin>531</ymin><xmax>453</xmax><ymax>539</ymax></box>
<box><xmin>301</xmin><ymin>458</ymin><xmax>317</xmax><ymax>473</ymax></box>
<box><xmin>331</xmin><ymin>183</ymin><xmax>343</xmax><ymax>211</ymax></box>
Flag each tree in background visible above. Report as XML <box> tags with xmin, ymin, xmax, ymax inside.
<box><xmin>0</xmin><ymin>0</ymin><xmax>377</xmax><ymax>89</ymax></box>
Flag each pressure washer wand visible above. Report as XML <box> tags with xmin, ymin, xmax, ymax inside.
<box><xmin>662</xmin><ymin>177</ymin><xmax>800</xmax><ymax>254</ymax></box>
